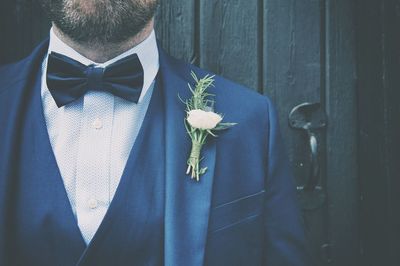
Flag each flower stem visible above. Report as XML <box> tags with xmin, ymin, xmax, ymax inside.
<box><xmin>187</xmin><ymin>140</ymin><xmax>203</xmax><ymax>181</ymax></box>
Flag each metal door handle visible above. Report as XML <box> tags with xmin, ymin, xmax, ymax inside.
<box><xmin>289</xmin><ymin>102</ymin><xmax>327</xmax><ymax>210</ymax></box>
<box><xmin>306</xmin><ymin>129</ymin><xmax>319</xmax><ymax>191</ymax></box>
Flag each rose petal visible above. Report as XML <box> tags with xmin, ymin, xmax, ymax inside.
<box><xmin>187</xmin><ymin>109</ymin><xmax>222</xmax><ymax>130</ymax></box>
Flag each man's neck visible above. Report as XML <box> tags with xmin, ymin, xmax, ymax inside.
<box><xmin>52</xmin><ymin>20</ymin><xmax>154</xmax><ymax>64</ymax></box>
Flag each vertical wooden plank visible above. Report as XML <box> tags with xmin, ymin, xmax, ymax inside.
<box><xmin>263</xmin><ymin>0</ymin><xmax>322</xmax><ymax>188</ymax></box>
<box><xmin>0</xmin><ymin>0</ymin><xmax>50</xmax><ymax>64</ymax></box>
<box><xmin>263</xmin><ymin>0</ymin><xmax>324</xmax><ymax>264</ymax></box>
<box><xmin>199</xmin><ymin>0</ymin><xmax>259</xmax><ymax>91</ymax></box>
<box><xmin>381</xmin><ymin>2</ymin><xmax>400</xmax><ymax>264</ymax></box>
<box><xmin>155</xmin><ymin>0</ymin><xmax>195</xmax><ymax>63</ymax></box>
<box><xmin>356</xmin><ymin>2</ymin><xmax>388</xmax><ymax>265</ymax></box>
<box><xmin>357</xmin><ymin>0</ymin><xmax>400</xmax><ymax>265</ymax></box>
<box><xmin>325</xmin><ymin>0</ymin><xmax>359</xmax><ymax>265</ymax></box>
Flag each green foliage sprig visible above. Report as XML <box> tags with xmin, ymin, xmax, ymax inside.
<box><xmin>182</xmin><ymin>72</ymin><xmax>236</xmax><ymax>181</ymax></box>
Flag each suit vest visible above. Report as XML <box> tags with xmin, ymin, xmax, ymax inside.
<box><xmin>0</xmin><ymin>65</ymin><xmax>165</xmax><ymax>266</ymax></box>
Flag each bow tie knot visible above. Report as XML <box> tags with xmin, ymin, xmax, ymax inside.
<box><xmin>86</xmin><ymin>65</ymin><xmax>105</xmax><ymax>91</ymax></box>
<box><xmin>46</xmin><ymin>52</ymin><xmax>144</xmax><ymax>108</ymax></box>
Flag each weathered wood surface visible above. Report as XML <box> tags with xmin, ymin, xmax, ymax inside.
<box><xmin>356</xmin><ymin>1</ymin><xmax>400</xmax><ymax>265</ymax></box>
<box><xmin>0</xmin><ymin>0</ymin><xmax>49</xmax><ymax>64</ymax></box>
<box><xmin>155</xmin><ymin>0</ymin><xmax>195</xmax><ymax>62</ymax></box>
<box><xmin>199</xmin><ymin>0</ymin><xmax>260</xmax><ymax>91</ymax></box>
<box><xmin>263</xmin><ymin>0</ymin><xmax>327</xmax><ymax>264</ymax></box>
<box><xmin>325</xmin><ymin>1</ymin><xmax>359</xmax><ymax>265</ymax></box>
<box><xmin>263</xmin><ymin>0</ymin><xmax>322</xmax><ymax>191</ymax></box>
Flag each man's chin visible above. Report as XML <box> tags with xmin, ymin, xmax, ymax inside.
<box><xmin>41</xmin><ymin>0</ymin><xmax>159</xmax><ymax>45</ymax></box>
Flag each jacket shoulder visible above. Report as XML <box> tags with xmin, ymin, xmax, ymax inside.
<box><xmin>0</xmin><ymin>40</ymin><xmax>48</xmax><ymax>95</ymax></box>
<box><xmin>0</xmin><ymin>58</ymin><xmax>31</xmax><ymax>94</ymax></box>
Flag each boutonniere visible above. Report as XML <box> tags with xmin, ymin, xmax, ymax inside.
<box><xmin>181</xmin><ymin>72</ymin><xmax>237</xmax><ymax>181</ymax></box>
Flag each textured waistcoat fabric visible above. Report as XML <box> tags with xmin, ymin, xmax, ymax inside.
<box><xmin>42</xmin><ymin>29</ymin><xmax>160</xmax><ymax>244</ymax></box>
<box><xmin>0</xmin><ymin>52</ymin><xmax>165</xmax><ymax>266</ymax></box>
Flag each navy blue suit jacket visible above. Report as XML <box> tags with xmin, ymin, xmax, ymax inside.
<box><xmin>0</xmin><ymin>41</ymin><xmax>312</xmax><ymax>265</ymax></box>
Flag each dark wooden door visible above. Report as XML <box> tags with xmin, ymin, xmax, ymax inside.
<box><xmin>1</xmin><ymin>1</ymin><xmax>399</xmax><ymax>266</ymax></box>
<box><xmin>158</xmin><ymin>1</ymin><xmax>360</xmax><ymax>265</ymax></box>
<box><xmin>356</xmin><ymin>1</ymin><xmax>400</xmax><ymax>265</ymax></box>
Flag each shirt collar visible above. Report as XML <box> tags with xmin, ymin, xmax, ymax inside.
<box><xmin>47</xmin><ymin>27</ymin><xmax>159</xmax><ymax>103</ymax></box>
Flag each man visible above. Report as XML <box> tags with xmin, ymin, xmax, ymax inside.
<box><xmin>0</xmin><ymin>0</ymin><xmax>312</xmax><ymax>265</ymax></box>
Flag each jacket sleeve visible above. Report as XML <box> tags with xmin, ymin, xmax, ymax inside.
<box><xmin>263</xmin><ymin>98</ymin><xmax>314</xmax><ymax>265</ymax></box>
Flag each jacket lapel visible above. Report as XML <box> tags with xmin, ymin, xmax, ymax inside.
<box><xmin>159</xmin><ymin>48</ymin><xmax>216</xmax><ymax>266</ymax></box>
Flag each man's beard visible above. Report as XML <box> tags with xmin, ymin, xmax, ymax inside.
<box><xmin>39</xmin><ymin>0</ymin><xmax>158</xmax><ymax>45</ymax></box>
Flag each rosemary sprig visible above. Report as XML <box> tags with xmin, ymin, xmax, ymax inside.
<box><xmin>182</xmin><ymin>71</ymin><xmax>236</xmax><ymax>181</ymax></box>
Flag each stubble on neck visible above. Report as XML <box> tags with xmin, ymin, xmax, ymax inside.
<box><xmin>52</xmin><ymin>18</ymin><xmax>155</xmax><ymax>63</ymax></box>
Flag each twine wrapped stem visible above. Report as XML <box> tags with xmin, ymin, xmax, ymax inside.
<box><xmin>186</xmin><ymin>140</ymin><xmax>206</xmax><ymax>181</ymax></box>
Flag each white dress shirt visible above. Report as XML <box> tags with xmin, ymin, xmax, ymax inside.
<box><xmin>41</xmin><ymin>28</ymin><xmax>159</xmax><ymax>245</ymax></box>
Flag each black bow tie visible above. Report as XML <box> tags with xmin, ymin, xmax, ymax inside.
<box><xmin>46</xmin><ymin>52</ymin><xmax>144</xmax><ymax>107</ymax></box>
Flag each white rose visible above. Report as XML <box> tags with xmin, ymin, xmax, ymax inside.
<box><xmin>187</xmin><ymin>109</ymin><xmax>223</xmax><ymax>130</ymax></box>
